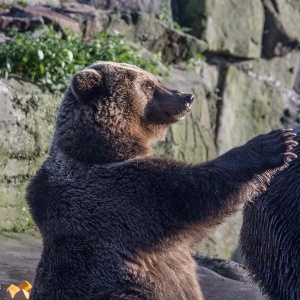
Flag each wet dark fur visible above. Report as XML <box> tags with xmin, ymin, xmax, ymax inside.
<box><xmin>240</xmin><ymin>127</ymin><xmax>300</xmax><ymax>300</ymax></box>
<box><xmin>27</xmin><ymin>62</ymin><xmax>295</xmax><ymax>300</ymax></box>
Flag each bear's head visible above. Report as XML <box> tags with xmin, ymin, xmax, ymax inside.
<box><xmin>51</xmin><ymin>62</ymin><xmax>194</xmax><ymax>163</ymax></box>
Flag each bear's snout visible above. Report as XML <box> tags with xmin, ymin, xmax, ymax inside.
<box><xmin>183</xmin><ymin>94</ymin><xmax>194</xmax><ymax>104</ymax></box>
<box><xmin>183</xmin><ymin>93</ymin><xmax>194</xmax><ymax>112</ymax></box>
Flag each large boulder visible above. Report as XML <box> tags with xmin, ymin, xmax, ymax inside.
<box><xmin>54</xmin><ymin>2</ymin><xmax>109</xmax><ymax>36</ymax></box>
<box><xmin>9</xmin><ymin>5</ymin><xmax>81</xmax><ymax>34</ymax></box>
<box><xmin>0</xmin><ymin>79</ymin><xmax>61</xmax><ymax>231</ymax></box>
<box><xmin>106</xmin><ymin>12</ymin><xmax>208</xmax><ymax>64</ymax></box>
<box><xmin>276</xmin><ymin>0</ymin><xmax>300</xmax><ymax>41</ymax></box>
<box><xmin>172</xmin><ymin>0</ymin><xmax>264</xmax><ymax>58</ymax></box>
<box><xmin>0</xmin><ymin>3</ymin><xmax>108</xmax><ymax>36</ymax></box>
<box><xmin>76</xmin><ymin>0</ymin><xmax>171</xmax><ymax>16</ymax></box>
<box><xmin>0</xmin><ymin>14</ymin><xmax>43</xmax><ymax>32</ymax></box>
<box><xmin>217</xmin><ymin>51</ymin><xmax>300</xmax><ymax>154</ymax></box>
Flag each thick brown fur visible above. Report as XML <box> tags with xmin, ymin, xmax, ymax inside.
<box><xmin>27</xmin><ymin>62</ymin><xmax>297</xmax><ymax>300</ymax></box>
<box><xmin>240</xmin><ymin>126</ymin><xmax>300</xmax><ymax>300</ymax></box>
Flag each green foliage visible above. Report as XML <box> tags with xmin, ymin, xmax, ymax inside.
<box><xmin>16</xmin><ymin>0</ymin><xmax>29</xmax><ymax>6</ymax></box>
<box><xmin>157</xmin><ymin>4</ymin><xmax>191</xmax><ymax>32</ymax></box>
<box><xmin>0</xmin><ymin>0</ymin><xmax>29</xmax><ymax>8</ymax></box>
<box><xmin>184</xmin><ymin>54</ymin><xmax>207</xmax><ymax>71</ymax></box>
<box><xmin>173</xmin><ymin>21</ymin><xmax>192</xmax><ymax>33</ymax></box>
<box><xmin>157</xmin><ymin>4</ymin><xmax>173</xmax><ymax>26</ymax></box>
<box><xmin>0</xmin><ymin>28</ymin><xmax>159</xmax><ymax>91</ymax></box>
<box><xmin>0</xmin><ymin>2</ymin><xmax>13</xmax><ymax>9</ymax></box>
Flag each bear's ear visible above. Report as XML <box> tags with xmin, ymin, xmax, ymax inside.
<box><xmin>71</xmin><ymin>69</ymin><xmax>104</xmax><ymax>100</ymax></box>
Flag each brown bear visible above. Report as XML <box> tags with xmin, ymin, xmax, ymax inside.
<box><xmin>240</xmin><ymin>127</ymin><xmax>300</xmax><ymax>300</ymax></box>
<box><xmin>27</xmin><ymin>61</ymin><xmax>297</xmax><ymax>300</ymax></box>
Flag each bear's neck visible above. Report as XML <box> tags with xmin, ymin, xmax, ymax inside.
<box><xmin>51</xmin><ymin>127</ymin><xmax>152</xmax><ymax>164</ymax></box>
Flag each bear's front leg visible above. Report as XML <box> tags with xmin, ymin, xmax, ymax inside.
<box><xmin>146</xmin><ymin>129</ymin><xmax>297</xmax><ymax>230</ymax></box>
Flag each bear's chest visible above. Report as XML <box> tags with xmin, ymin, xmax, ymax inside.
<box><xmin>125</xmin><ymin>246</ymin><xmax>203</xmax><ymax>300</ymax></box>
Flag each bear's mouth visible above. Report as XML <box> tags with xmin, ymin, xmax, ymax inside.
<box><xmin>164</xmin><ymin>102</ymin><xmax>192</xmax><ymax>122</ymax></box>
<box><xmin>144</xmin><ymin>93</ymin><xmax>194</xmax><ymax>125</ymax></box>
<box><xmin>186</xmin><ymin>102</ymin><xmax>192</xmax><ymax>112</ymax></box>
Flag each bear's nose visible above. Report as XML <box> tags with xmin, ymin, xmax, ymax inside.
<box><xmin>184</xmin><ymin>94</ymin><xmax>194</xmax><ymax>104</ymax></box>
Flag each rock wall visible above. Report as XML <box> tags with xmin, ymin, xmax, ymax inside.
<box><xmin>0</xmin><ymin>79</ymin><xmax>60</xmax><ymax>231</ymax></box>
<box><xmin>0</xmin><ymin>0</ymin><xmax>300</xmax><ymax>261</ymax></box>
<box><xmin>172</xmin><ymin>0</ymin><xmax>300</xmax><ymax>59</ymax></box>
<box><xmin>173</xmin><ymin>0</ymin><xmax>264</xmax><ymax>58</ymax></box>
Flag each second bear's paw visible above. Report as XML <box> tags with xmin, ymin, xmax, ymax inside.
<box><xmin>246</xmin><ymin>128</ymin><xmax>298</xmax><ymax>172</ymax></box>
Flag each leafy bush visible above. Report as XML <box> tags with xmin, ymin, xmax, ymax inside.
<box><xmin>157</xmin><ymin>4</ymin><xmax>191</xmax><ymax>32</ymax></box>
<box><xmin>173</xmin><ymin>22</ymin><xmax>192</xmax><ymax>33</ymax></box>
<box><xmin>0</xmin><ymin>28</ymin><xmax>159</xmax><ymax>91</ymax></box>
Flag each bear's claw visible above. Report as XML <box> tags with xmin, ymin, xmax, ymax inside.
<box><xmin>285</xmin><ymin>140</ymin><xmax>298</xmax><ymax>147</ymax></box>
<box><xmin>284</xmin><ymin>151</ymin><xmax>298</xmax><ymax>159</ymax></box>
<box><xmin>285</xmin><ymin>140</ymin><xmax>298</xmax><ymax>151</ymax></box>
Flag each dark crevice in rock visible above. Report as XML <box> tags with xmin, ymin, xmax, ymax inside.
<box><xmin>120</xmin><ymin>13</ymin><xmax>132</xmax><ymax>25</ymax></box>
<box><xmin>129</xmin><ymin>11</ymin><xmax>139</xmax><ymax>25</ymax></box>
<box><xmin>170</xmin><ymin>0</ymin><xmax>205</xmax><ymax>39</ymax></box>
<box><xmin>202</xmin><ymin>54</ymin><xmax>236</xmax><ymax>150</ymax></box>
<box><xmin>261</xmin><ymin>0</ymin><xmax>299</xmax><ymax>59</ymax></box>
<box><xmin>213</xmin><ymin>63</ymin><xmax>229</xmax><ymax>148</ymax></box>
<box><xmin>204</xmin><ymin>52</ymin><xmax>253</xmax><ymax>65</ymax></box>
<box><xmin>270</xmin><ymin>0</ymin><xmax>279</xmax><ymax>13</ymax></box>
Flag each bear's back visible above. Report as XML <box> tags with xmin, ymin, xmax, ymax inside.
<box><xmin>241</xmin><ymin>141</ymin><xmax>300</xmax><ymax>300</ymax></box>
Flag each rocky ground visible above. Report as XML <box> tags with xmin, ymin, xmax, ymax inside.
<box><xmin>0</xmin><ymin>232</ymin><xmax>264</xmax><ymax>300</ymax></box>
